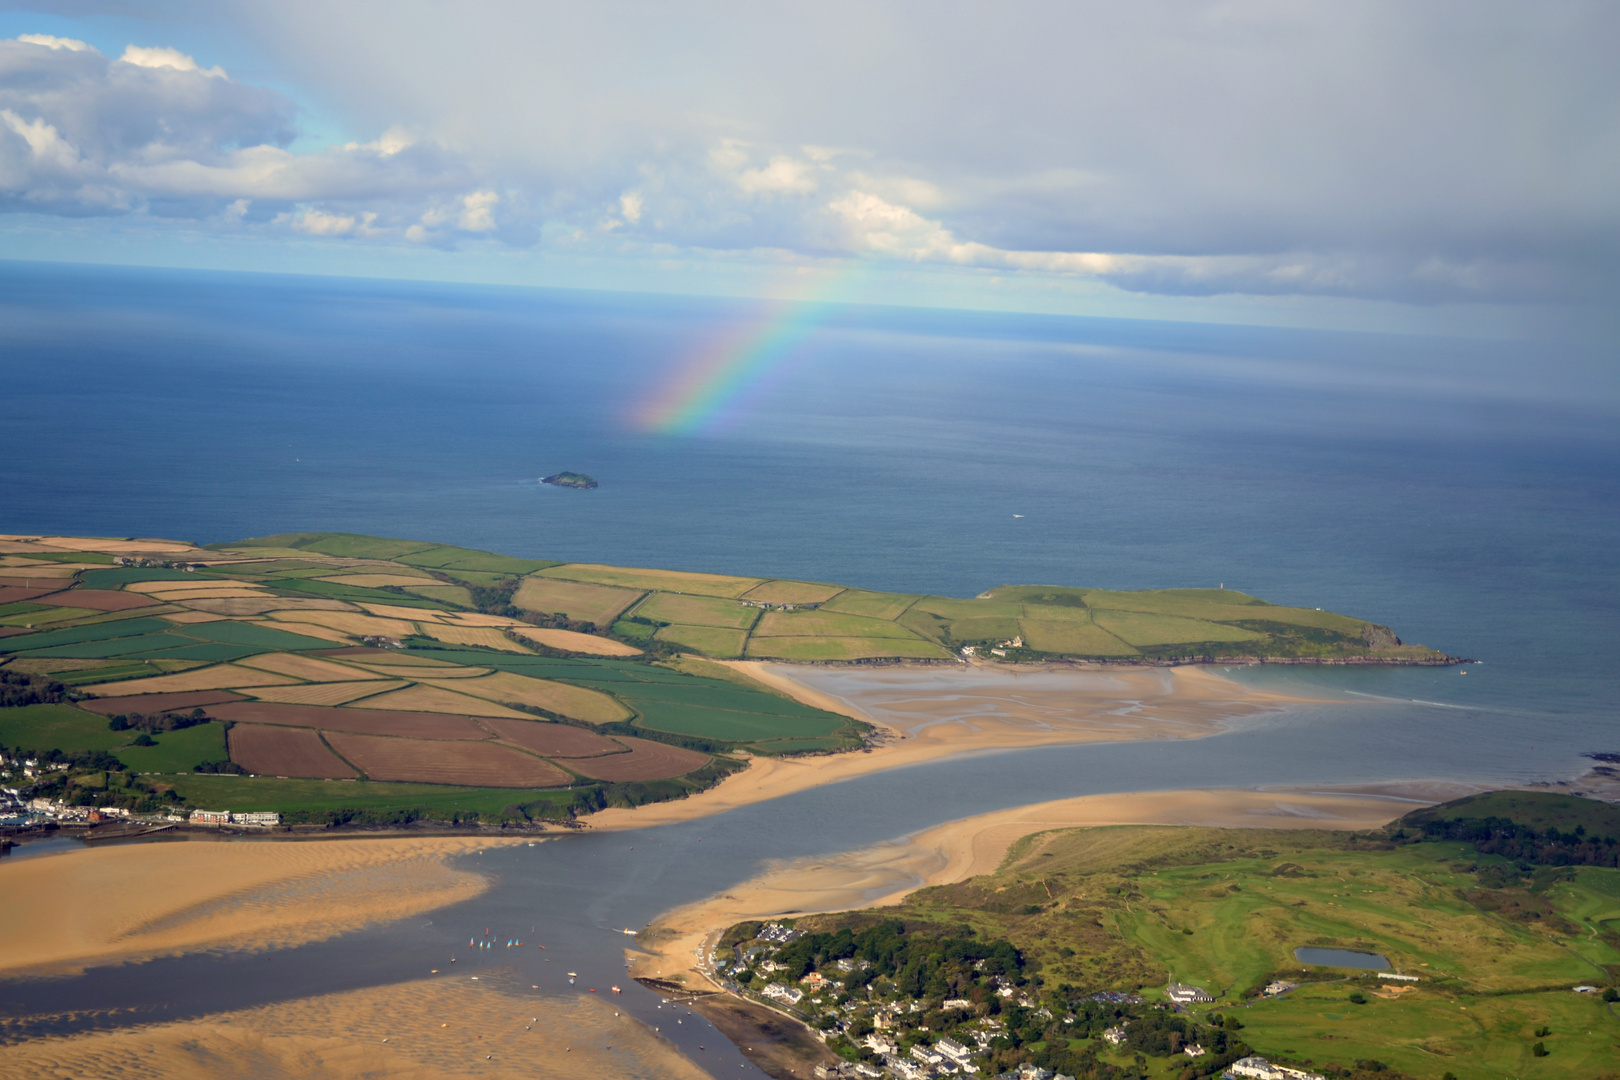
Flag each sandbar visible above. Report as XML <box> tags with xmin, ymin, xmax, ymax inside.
<box><xmin>628</xmin><ymin>786</ymin><xmax>1421</xmax><ymax>994</ymax></box>
<box><xmin>0</xmin><ymin>835</ymin><xmax>517</xmax><ymax>978</ymax></box>
<box><xmin>591</xmin><ymin>662</ymin><xmax>1323</xmax><ymax>830</ymax></box>
<box><xmin>0</xmin><ymin>972</ymin><xmax>707</xmax><ymax>1080</ymax></box>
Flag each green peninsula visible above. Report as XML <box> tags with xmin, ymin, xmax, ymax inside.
<box><xmin>0</xmin><ymin>530</ymin><xmax>1457</xmax><ymax>829</ymax></box>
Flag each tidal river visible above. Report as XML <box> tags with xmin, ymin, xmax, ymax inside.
<box><xmin>0</xmin><ymin>682</ymin><xmax>1608</xmax><ymax>1078</ymax></box>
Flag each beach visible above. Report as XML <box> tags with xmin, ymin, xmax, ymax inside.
<box><xmin>592</xmin><ymin>662</ymin><xmax>1321</xmax><ymax>830</ymax></box>
<box><xmin>0</xmin><ymin>835</ymin><xmax>516</xmax><ymax>979</ymax></box>
<box><xmin>0</xmin><ymin>972</ymin><xmax>706</xmax><ymax>1080</ymax></box>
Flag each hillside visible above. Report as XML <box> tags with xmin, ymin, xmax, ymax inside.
<box><xmin>723</xmin><ymin>819</ymin><xmax>1620</xmax><ymax>1079</ymax></box>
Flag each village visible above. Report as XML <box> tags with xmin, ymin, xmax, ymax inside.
<box><xmin>707</xmin><ymin>922</ymin><xmax>1305</xmax><ymax>1080</ymax></box>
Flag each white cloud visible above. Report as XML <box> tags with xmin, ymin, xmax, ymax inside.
<box><xmin>119</xmin><ymin>45</ymin><xmax>227</xmax><ymax>79</ymax></box>
<box><xmin>735</xmin><ymin>155</ymin><xmax>818</xmax><ymax>195</ymax></box>
<box><xmin>17</xmin><ymin>35</ymin><xmax>93</xmax><ymax>52</ymax></box>
<box><xmin>619</xmin><ymin>192</ymin><xmax>642</xmax><ymax>223</ymax></box>
<box><xmin>458</xmin><ymin>189</ymin><xmax>497</xmax><ymax>231</ymax></box>
<box><xmin>283</xmin><ymin>207</ymin><xmax>355</xmax><ymax>235</ymax></box>
<box><xmin>1</xmin><ymin>109</ymin><xmax>81</xmax><ymax>172</ymax></box>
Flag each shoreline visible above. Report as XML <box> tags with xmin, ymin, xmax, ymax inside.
<box><xmin>588</xmin><ymin>661</ymin><xmax>1330</xmax><ymax>831</ymax></box>
<box><xmin>624</xmin><ymin>783</ymin><xmax>1442</xmax><ymax>1076</ymax></box>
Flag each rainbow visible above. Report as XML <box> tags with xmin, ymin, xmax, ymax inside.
<box><xmin>634</xmin><ymin>270</ymin><xmax>861</xmax><ymax>435</ymax></box>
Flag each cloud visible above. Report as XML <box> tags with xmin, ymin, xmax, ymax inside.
<box><xmin>119</xmin><ymin>44</ymin><xmax>226</xmax><ymax>78</ymax></box>
<box><xmin>17</xmin><ymin>35</ymin><xmax>92</xmax><ymax>51</ymax></box>
<box><xmin>0</xmin><ymin>34</ymin><xmax>508</xmax><ymax>242</ymax></box>
<box><xmin>457</xmin><ymin>189</ymin><xmax>497</xmax><ymax>231</ymax></box>
<box><xmin>4</xmin><ymin>2</ymin><xmax>1618</xmax><ymax>308</ymax></box>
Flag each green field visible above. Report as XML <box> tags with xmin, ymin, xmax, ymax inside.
<box><xmin>1017</xmin><ymin>618</ymin><xmax>1138</xmax><ymax>655</ymax></box>
<box><xmin>78</xmin><ymin>567</ymin><xmax>199</xmax><ymax>588</ymax></box>
<box><xmin>753</xmin><ymin>608</ymin><xmax>921</xmax><ymax>639</ymax></box>
<box><xmin>1090</xmin><ymin>609</ymin><xmax>1268</xmax><ymax>646</ymax></box>
<box><xmin>0</xmin><ymin>703</ymin><xmax>127</xmax><ymax>753</ymax></box>
<box><xmin>629</xmin><ymin>699</ymin><xmax>847</xmax><ymax>742</ymax></box>
<box><xmin>405</xmin><ymin>584</ymin><xmax>474</xmax><ymax>606</ymax></box>
<box><xmin>0</xmin><ymin>605</ymin><xmax>95</xmax><ymax>627</ymax></box>
<box><xmin>745</xmin><ymin>635</ymin><xmax>953</xmax><ymax>661</ymax></box>
<box><xmin>539</xmin><ymin>562</ymin><xmax>764</xmax><ymax>597</ymax></box>
<box><xmin>635</xmin><ymin>591</ymin><xmax>760</xmax><ymax>629</ymax></box>
<box><xmin>655</xmin><ymin>624</ymin><xmax>750</xmax><ymax>658</ymax></box>
<box><xmin>0</xmin><ymin>616</ymin><xmax>333</xmax><ymax>661</ymax></box>
<box><xmin>114</xmin><ymin>721</ymin><xmax>227</xmax><ymax>773</ymax></box>
<box><xmin>819</xmin><ymin>589</ymin><xmax>921</xmax><ymax>620</ymax></box>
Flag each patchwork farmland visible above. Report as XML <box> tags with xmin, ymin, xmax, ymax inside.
<box><xmin>0</xmin><ymin>529</ymin><xmax>1452</xmax><ymax>825</ymax></box>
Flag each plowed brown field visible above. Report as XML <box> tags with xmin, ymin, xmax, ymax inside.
<box><xmin>478</xmin><ymin>718</ymin><xmax>623</xmax><ymax>757</ymax></box>
<box><xmin>229</xmin><ymin>725</ymin><xmax>357</xmax><ymax>779</ymax></box>
<box><xmin>322</xmin><ymin>732</ymin><xmax>570</xmax><ymax>787</ymax></box>
<box><xmin>208</xmin><ymin>702</ymin><xmax>488</xmax><ymax>739</ymax></box>
<box><xmin>37</xmin><ymin>589</ymin><xmax>158</xmax><ymax>611</ymax></box>
<box><xmin>556</xmin><ymin>736</ymin><xmax>709</xmax><ymax>781</ymax></box>
<box><xmin>78</xmin><ymin>690</ymin><xmax>246</xmax><ymax>715</ymax></box>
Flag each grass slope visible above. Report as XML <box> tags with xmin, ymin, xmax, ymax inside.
<box><xmin>803</xmin><ymin>817</ymin><xmax>1620</xmax><ymax>1079</ymax></box>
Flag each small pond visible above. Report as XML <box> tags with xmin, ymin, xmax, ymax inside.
<box><xmin>1293</xmin><ymin>946</ymin><xmax>1389</xmax><ymax>969</ymax></box>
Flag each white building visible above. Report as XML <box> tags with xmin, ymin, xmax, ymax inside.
<box><xmin>761</xmin><ymin>982</ymin><xmax>804</xmax><ymax>1006</ymax></box>
<box><xmin>1102</xmin><ymin>1025</ymin><xmax>1127</xmax><ymax>1045</ymax></box>
<box><xmin>1165</xmin><ymin>982</ymin><xmax>1213</xmax><ymax>1004</ymax></box>
<box><xmin>235</xmin><ymin>811</ymin><xmax>281</xmax><ymax>826</ymax></box>
<box><xmin>1228</xmin><ymin>1056</ymin><xmax>1325</xmax><ymax>1080</ymax></box>
<box><xmin>190</xmin><ymin>808</ymin><xmax>232</xmax><ymax>824</ymax></box>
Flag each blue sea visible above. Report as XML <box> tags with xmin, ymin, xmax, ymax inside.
<box><xmin>2</xmin><ymin>258</ymin><xmax>1617</xmax><ymax>780</ymax></box>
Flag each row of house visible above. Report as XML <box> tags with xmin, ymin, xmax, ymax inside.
<box><xmin>1</xmin><ymin>755</ymin><xmax>69</xmax><ymax>781</ymax></box>
<box><xmin>24</xmin><ymin>799</ymin><xmax>145</xmax><ymax>823</ymax></box>
<box><xmin>190</xmin><ymin>809</ymin><xmax>281</xmax><ymax>826</ymax></box>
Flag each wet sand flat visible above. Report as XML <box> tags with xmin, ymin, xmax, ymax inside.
<box><xmin>0</xmin><ymin>974</ymin><xmax>707</xmax><ymax>1080</ymax></box>
<box><xmin>0</xmin><ymin>836</ymin><xmax>515</xmax><ymax>978</ymax></box>
<box><xmin>591</xmin><ymin>662</ymin><xmax>1322</xmax><ymax>830</ymax></box>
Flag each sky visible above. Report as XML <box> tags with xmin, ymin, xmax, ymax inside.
<box><xmin>0</xmin><ymin>1</ymin><xmax>1615</xmax><ymax>337</ymax></box>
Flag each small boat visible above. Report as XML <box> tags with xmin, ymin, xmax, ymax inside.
<box><xmin>621</xmin><ymin>928</ymin><xmax>637</xmax><ymax>936</ymax></box>
<box><xmin>611</xmin><ymin>985</ymin><xmax>621</xmax><ymax>994</ymax></box>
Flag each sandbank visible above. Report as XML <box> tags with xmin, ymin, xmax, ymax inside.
<box><xmin>628</xmin><ymin>785</ymin><xmax>1421</xmax><ymax>994</ymax></box>
<box><xmin>0</xmin><ymin>972</ymin><xmax>707</xmax><ymax>1080</ymax></box>
<box><xmin>591</xmin><ymin>662</ymin><xmax>1324</xmax><ymax>830</ymax></box>
<box><xmin>0</xmin><ymin>835</ymin><xmax>517</xmax><ymax>978</ymax></box>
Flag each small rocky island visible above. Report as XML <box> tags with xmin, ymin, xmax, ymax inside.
<box><xmin>541</xmin><ymin>471</ymin><xmax>598</xmax><ymax>489</ymax></box>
